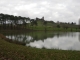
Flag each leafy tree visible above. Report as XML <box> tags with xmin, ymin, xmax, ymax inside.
<box><xmin>43</xmin><ymin>21</ymin><xmax>47</xmax><ymax>31</ymax></box>
<box><xmin>34</xmin><ymin>20</ymin><xmax>37</xmax><ymax>26</ymax></box>
<box><xmin>57</xmin><ymin>24</ymin><xmax>60</xmax><ymax>28</ymax></box>
<box><xmin>43</xmin><ymin>21</ymin><xmax>47</xmax><ymax>26</ymax></box>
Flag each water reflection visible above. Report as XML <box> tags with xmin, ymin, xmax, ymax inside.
<box><xmin>3</xmin><ymin>32</ymin><xmax>80</xmax><ymax>50</ymax></box>
<box><xmin>4</xmin><ymin>33</ymin><xmax>33</xmax><ymax>44</ymax></box>
<box><xmin>79</xmin><ymin>32</ymin><xmax>80</xmax><ymax>42</ymax></box>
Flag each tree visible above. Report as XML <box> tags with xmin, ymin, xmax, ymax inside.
<box><xmin>43</xmin><ymin>21</ymin><xmax>47</xmax><ymax>26</ymax></box>
<box><xmin>30</xmin><ymin>19</ymin><xmax>34</xmax><ymax>26</ymax></box>
<box><xmin>43</xmin><ymin>21</ymin><xmax>47</xmax><ymax>31</ymax></box>
<box><xmin>57</xmin><ymin>24</ymin><xmax>60</xmax><ymax>28</ymax></box>
<box><xmin>34</xmin><ymin>20</ymin><xmax>37</xmax><ymax>26</ymax></box>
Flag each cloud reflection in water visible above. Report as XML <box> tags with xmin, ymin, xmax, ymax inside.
<box><xmin>27</xmin><ymin>33</ymin><xmax>80</xmax><ymax>50</ymax></box>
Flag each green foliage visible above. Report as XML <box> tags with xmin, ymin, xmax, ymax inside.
<box><xmin>57</xmin><ymin>24</ymin><xmax>60</xmax><ymax>28</ymax></box>
<box><xmin>0</xmin><ymin>13</ymin><xmax>79</xmax><ymax>31</ymax></box>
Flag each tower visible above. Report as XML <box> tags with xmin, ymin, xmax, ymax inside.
<box><xmin>42</xmin><ymin>16</ymin><xmax>44</xmax><ymax>20</ymax></box>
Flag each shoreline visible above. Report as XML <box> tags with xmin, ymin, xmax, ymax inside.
<box><xmin>0</xmin><ymin>34</ymin><xmax>80</xmax><ymax>60</ymax></box>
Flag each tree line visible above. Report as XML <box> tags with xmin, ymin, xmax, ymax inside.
<box><xmin>0</xmin><ymin>13</ymin><xmax>79</xmax><ymax>31</ymax></box>
<box><xmin>0</xmin><ymin>13</ymin><xmax>31</xmax><ymax>30</ymax></box>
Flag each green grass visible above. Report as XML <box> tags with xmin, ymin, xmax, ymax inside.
<box><xmin>28</xmin><ymin>26</ymin><xmax>80</xmax><ymax>32</ymax></box>
<box><xmin>0</xmin><ymin>34</ymin><xmax>80</xmax><ymax>60</ymax></box>
<box><xmin>27</xmin><ymin>20</ymin><xmax>80</xmax><ymax>31</ymax></box>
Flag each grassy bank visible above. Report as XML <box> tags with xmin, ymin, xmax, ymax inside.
<box><xmin>27</xmin><ymin>26</ymin><xmax>80</xmax><ymax>31</ymax></box>
<box><xmin>0</xmin><ymin>34</ymin><xmax>80</xmax><ymax>60</ymax></box>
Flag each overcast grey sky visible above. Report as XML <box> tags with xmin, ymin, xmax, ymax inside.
<box><xmin>0</xmin><ymin>0</ymin><xmax>80</xmax><ymax>23</ymax></box>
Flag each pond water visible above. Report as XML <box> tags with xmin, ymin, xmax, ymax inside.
<box><xmin>3</xmin><ymin>32</ymin><xmax>80</xmax><ymax>50</ymax></box>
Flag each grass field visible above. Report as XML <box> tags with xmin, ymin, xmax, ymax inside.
<box><xmin>28</xmin><ymin>26</ymin><xmax>80</xmax><ymax>32</ymax></box>
<box><xmin>0</xmin><ymin>34</ymin><xmax>80</xmax><ymax>60</ymax></box>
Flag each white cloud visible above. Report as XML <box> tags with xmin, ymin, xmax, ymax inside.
<box><xmin>0</xmin><ymin>0</ymin><xmax>80</xmax><ymax>23</ymax></box>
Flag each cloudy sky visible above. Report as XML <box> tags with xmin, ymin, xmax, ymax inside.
<box><xmin>0</xmin><ymin>0</ymin><xmax>80</xmax><ymax>24</ymax></box>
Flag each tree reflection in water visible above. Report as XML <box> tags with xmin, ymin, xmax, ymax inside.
<box><xmin>2</xmin><ymin>32</ymin><xmax>80</xmax><ymax>50</ymax></box>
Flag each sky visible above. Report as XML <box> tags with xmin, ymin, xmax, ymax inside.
<box><xmin>0</xmin><ymin>0</ymin><xmax>80</xmax><ymax>24</ymax></box>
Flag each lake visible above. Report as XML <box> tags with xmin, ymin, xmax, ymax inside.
<box><xmin>3</xmin><ymin>31</ymin><xmax>80</xmax><ymax>50</ymax></box>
